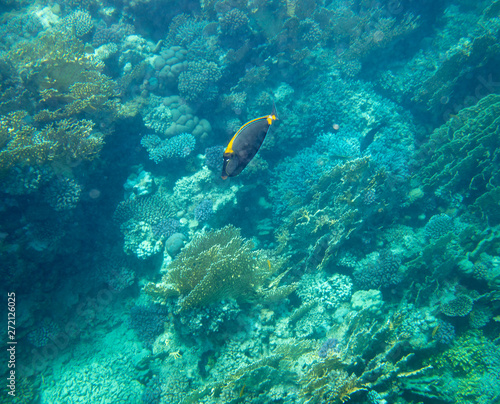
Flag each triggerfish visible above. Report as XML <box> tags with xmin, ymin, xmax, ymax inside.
<box><xmin>221</xmin><ymin>103</ymin><xmax>278</xmax><ymax>179</ymax></box>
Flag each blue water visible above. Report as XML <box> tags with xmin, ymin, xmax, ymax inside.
<box><xmin>1</xmin><ymin>0</ymin><xmax>499</xmax><ymax>403</ymax></box>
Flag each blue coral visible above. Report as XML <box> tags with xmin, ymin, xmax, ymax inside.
<box><xmin>27</xmin><ymin>319</ymin><xmax>60</xmax><ymax>348</ymax></box>
<box><xmin>43</xmin><ymin>176</ymin><xmax>82</xmax><ymax>211</ymax></box>
<box><xmin>205</xmin><ymin>145</ymin><xmax>225</xmax><ymax>172</ymax></box>
<box><xmin>176</xmin><ymin>299</ymin><xmax>241</xmax><ymax>338</ymax></box>
<box><xmin>141</xmin><ymin>133</ymin><xmax>195</xmax><ymax>163</ymax></box>
<box><xmin>424</xmin><ymin>213</ymin><xmax>454</xmax><ymax>240</ymax></box>
<box><xmin>433</xmin><ymin>320</ymin><xmax>455</xmax><ymax>345</ymax></box>
<box><xmin>129</xmin><ymin>304</ymin><xmax>168</xmax><ymax>347</ymax></box>
<box><xmin>353</xmin><ymin>250</ymin><xmax>402</xmax><ymax>289</ymax></box>
<box><xmin>151</xmin><ymin>218</ymin><xmax>180</xmax><ymax>239</ymax></box>
<box><xmin>270</xmin><ymin>131</ymin><xmax>360</xmax><ymax>218</ymax></box>
<box><xmin>178</xmin><ymin>60</ymin><xmax>222</xmax><ymax>102</ymax></box>
<box><xmin>318</xmin><ymin>338</ymin><xmax>338</xmax><ymax>358</ymax></box>
<box><xmin>92</xmin><ymin>22</ymin><xmax>134</xmax><ymax>47</ymax></box>
<box><xmin>194</xmin><ymin>199</ymin><xmax>214</xmax><ymax>222</ymax></box>
<box><xmin>142</xmin><ymin>376</ymin><xmax>161</xmax><ymax>404</ymax></box>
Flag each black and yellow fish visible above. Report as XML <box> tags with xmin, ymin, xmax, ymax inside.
<box><xmin>221</xmin><ymin>103</ymin><xmax>278</xmax><ymax>179</ymax></box>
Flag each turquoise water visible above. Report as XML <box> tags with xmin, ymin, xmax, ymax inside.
<box><xmin>1</xmin><ymin>0</ymin><xmax>499</xmax><ymax>403</ymax></box>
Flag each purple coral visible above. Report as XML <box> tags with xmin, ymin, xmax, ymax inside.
<box><xmin>178</xmin><ymin>60</ymin><xmax>222</xmax><ymax>102</ymax></box>
<box><xmin>205</xmin><ymin>145</ymin><xmax>225</xmax><ymax>172</ymax></box>
<box><xmin>219</xmin><ymin>9</ymin><xmax>249</xmax><ymax>37</ymax></box>
<box><xmin>92</xmin><ymin>22</ymin><xmax>134</xmax><ymax>47</ymax></box>
<box><xmin>353</xmin><ymin>250</ymin><xmax>402</xmax><ymax>289</ymax></box>
<box><xmin>433</xmin><ymin>321</ymin><xmax>455</xmax><ymax>345</ymax></box>
<box><xmin>141</xmin><ymin>133</ymin><xmax>196</xmax><ymax>163</ymax></box>
<box><xmin>318</xmin><ymin>338</ymin><xmax>338</xmax><ymax>358</ymax></box>
<box><xmin>27</xmin><ymin>319</ymin><xmax>60</xmax><ymax>348</ymax></box>
<box><xmin>129</xmin><ymin>304</ymin><xmax>168</xmax><ymax>347</ymax></box>
<box><xmin>152</xmin><ymin>218</ymin><xmax>180</xmax><ymax>238</ymax></box>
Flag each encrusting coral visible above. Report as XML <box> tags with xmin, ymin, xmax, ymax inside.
<box><xmin>145</xmin><ymin>225</ymin><xmax>293</xmax><ymax>311</ymax></box>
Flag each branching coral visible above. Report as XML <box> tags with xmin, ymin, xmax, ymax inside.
<box><xmin>0</xmin><ymin>114</ymin><xmax>103</xmax><ymax>173</ymax></box>
<box><xmin>145</xmin><ymin>225</ymin><xmax>290</xmax><ymax>311</ymax></box>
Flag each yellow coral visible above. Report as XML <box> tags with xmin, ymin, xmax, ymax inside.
<box><xmin>145</xmin><ymin>225</ymin><xmax>287</xmax><ymax>311</ymax></box>
<box><xmin>0</xmin><ymin>115</ymin><xmax>103</xmax><ymax>173</ymax></box>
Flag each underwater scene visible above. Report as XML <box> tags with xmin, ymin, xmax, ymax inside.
<box><xmin>1</xmin><ymin>0</ymin><xmax>500</xmax><ymax>403</ymax></box>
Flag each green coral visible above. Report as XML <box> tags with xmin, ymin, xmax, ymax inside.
<box><xmin>427</xmin><ymin>329</ymin><xmax>500</xmax><ymax>403</ymax></box>
<box><xmin>420</xmin><ymin>95</ymin><xmax>500</xmax><ymax>224</ymax></box>
<box><xmin>275</xmin><ymin>157</ymin><xmax>387</xmax><ymax>271</ymax></box>
<box><xmin>145</xmin><ymin>225</ymin><xmax>289</xmax><ymax>311</ymax></box>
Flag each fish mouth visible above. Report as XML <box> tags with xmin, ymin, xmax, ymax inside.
<box><xmin>221</xmin><ymin>175</ymin><xmax>228</xmax><ymax>180</ymax></box>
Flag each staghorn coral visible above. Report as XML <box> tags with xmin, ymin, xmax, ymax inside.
<box><xmin>413</xmin><ymin>32</ymin><xmax>498</xmax><ymax>115</ymax></box>
<box><xmin>2</xmin><ymin>24</ymin><xmax>117</xmax><ymax>122</ymax></box>
<box><xmin>428</xmin><ymin>330</ymin><xmax>500</xmax><ymax>403</ymax></box>
<box><xmin>0</xmin><ymin>21</ymin><xmax>117</xmax><ymax>178</ymax></box>
<box><xmin>274</xmin><ymin>156</ymin><xmax>388</xmax><ymax>272</ymax></box>
<box><xmin>144</xmin><ymin>225</ymin><xmax>288</xmax><ymax>311</ymax></box>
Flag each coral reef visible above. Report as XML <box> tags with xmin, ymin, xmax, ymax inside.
<box><xmin>4</xmin><ymin>3</ymin><xmax>499</xmax><ymax>404</ymax></box>
<box><xmin>441</xmin><ymin>295</ymin><xmax>474</xmax><ymax>317</ymax></box>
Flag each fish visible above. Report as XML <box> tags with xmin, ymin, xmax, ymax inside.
<box><xmin>359</xmin><ymin>123</ymin><xmax>386</xmax><ymax>152</ymax></box>
<box><xmin>221</xmin><ymin>103</ymin><xmax>278</xmax><ymax>179</ymax></box>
